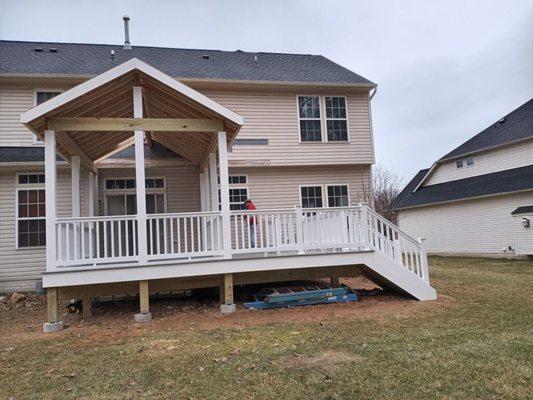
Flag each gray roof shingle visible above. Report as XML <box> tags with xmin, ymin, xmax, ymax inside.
<box><xmin>394</xmin><ymin>165</ymin><xmax>533</xmax><ymax>210</ymax></box>
<box><xmin>0</xmin><ymin>146</ymin><xmax>62</xmax><ymax>162</ymax></box>
<box><xmin>440</xmin><ymin>98</ymin><xmax>533</xmax><ymax>160</ymax></box>
<box><xmin>0</xmin><ymin>40</ymin><xmax>374</xmax><ymax>85</ymax></box>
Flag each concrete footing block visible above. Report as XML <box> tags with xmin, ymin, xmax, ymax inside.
<box><xmin>43</xmin><ymin>321</ymin><xmax>64</xmax><ymax>333</ymax></box>
<box><xmin>219</xmin><ymin>303</ymin><xmax>236</xmax><ymax>314</ymax></box>
<box><xmin>134</xmin><ymin>312</ymin><xmax>152</xmax><ymax>323</ymax></box>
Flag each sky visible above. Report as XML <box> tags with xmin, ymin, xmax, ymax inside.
<box><xmin>1</xmin><ymin>0</ymin><xmax>532</xmax><ymax>180</ymax></box>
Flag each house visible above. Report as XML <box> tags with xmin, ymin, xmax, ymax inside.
<box><xmin>395</xmin><ymin>99</ymin><xmax>533</xmax><ymax>257</ymax></box>
<box><xmin>0</xmin><ymin>33</ymin><xmax>436</xmax><ymax>332</ymax></box>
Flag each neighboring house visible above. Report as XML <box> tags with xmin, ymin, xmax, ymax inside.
<box><xmin>395</xmin><ymin>99</ymin><xmax>533</xmax><ymax>257</ymax></box>
<box><xmin>0</xmin><ymin>37</ymin><xmax>436</xmax><ymax>331</ymax></box>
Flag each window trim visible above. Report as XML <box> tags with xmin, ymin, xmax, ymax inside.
<box><xmin>296</xmin><ymin>95</ymin><xmax>323</xmax><ymax>143</ymax></box>
<box><xmin>33</xmin><ymin>89</ymin><xmax>63</xmax><ymax>145</ymax></box>
<box><xmin>299</xmin><ymin>183</ymin><xmax>351</xmax><ymax>208</ymax></box>
<box><xmin>219</xmin><ymin>174</ymin><xmax>250</xmax><ymax>211</ymax></box>
<box><xmin>15</xmin><ymin>172</ymin><xmax>46</xmax><ymax>249</ymax></box>
<box><xmin>296</xmin><ymin>95</ymin><xmax>350</xmax><ymax>144</ymax></box>
<box><xmin>324</xmin><ymin>96</ymin><xmax>349</xmax><ymax>143</ymax></box>
<box><xmin>103</xmin><ymin>177</ymin><xmax>167</xmax><ymax>215</ymax></box>
<box><xmin>325</xmin><ymin>184</ymin><xmax>351</xmax><ymax>207</ymax></box>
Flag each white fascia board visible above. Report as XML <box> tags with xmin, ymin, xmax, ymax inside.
<box><xmin>20</xmin><ymin>58</ymin><xmax>243</xmax><ymax>127</ymax></box>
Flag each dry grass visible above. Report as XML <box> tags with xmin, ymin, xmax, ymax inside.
<box><xmin>0</xmin><ymin>256</ymin><xmax>532</xmax><ymax>399</ymax></box>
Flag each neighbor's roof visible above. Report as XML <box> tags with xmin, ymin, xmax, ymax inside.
<box><xmin>440</xmin><ymin>98</ymin><xmax>533</xmax><ymax>161</ymax></box>
<box><xmin>394</xmin><ymin>165</ymin><xmax>533</xmax><ymax>210</ymax></box>
<box><xmin>0</xmin><ymin>40</ymin><xmax>374</xmax><ymax>86</ymax></box>
<box><xmin>511</xmin><ymin>205</ymin><xmax>533</xmax><ymax>215</ymax></box>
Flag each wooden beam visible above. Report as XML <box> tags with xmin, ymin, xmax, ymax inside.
<box><xmin>93</xmin><ymin>136</ymin><xmax>135</xmax><ymax>164</ymax></box>
<box><xmin>222</xmin><ymin>273</ymin><xmax>233</xmax><ymax>305</ymax></box>
<box><xmin>48</xmin><ymin>117</ymin><xmax>224</xmax><ymax>132</ymax></box>
<box><xmin>56</xmin><ymin>132</ymin><xmax>96</xmax><ymax>173</ymax></box>
<box><xmin>139</xmin><ymin>280</ymin><xmax>150</xmax><ymax>314</ymax></box>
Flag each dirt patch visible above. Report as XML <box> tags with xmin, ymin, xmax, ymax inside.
<box><xmin>0</xmin><ymin>276</ymin><xmax>448</xmax><ymax>346</ymax></box>
<box><xmin>279</xmin><ymin>350</ymin><xmax>363</xmax><ymax>373</ymax></box>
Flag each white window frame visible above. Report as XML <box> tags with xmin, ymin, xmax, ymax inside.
<box><xmin>325</xmin><ymin>184</ymin><xmax>351</xmax><ymax>207</ymax></box>
<box><xmin>299</xmin><ymin>183</ymin><xmax>351</xmax><ymax>208</ymax></box>
<box><xmin>296</xmin><ymin>95</ymin><xmax>350</xmax><ymax>144</ymax></box>
<box><xmin>324</xmin><ymin>96</ymin><xmax>349</xmax><ymax>143</ymax></box>
<box><xmin>15</xmin><ymin>172</ymin><xmax>46</xmax><ymax>249</ymax></box>
<box><xmin>103</xmin><ymin>177</ymin><xmax>167</xmax><ymax>215</ymax></box>
<box><xmin>219</xmin><ymin>175</ymin><xmax>250</xmax><ymax>211</ymax></box>
<box><xmin>456</xmin><ymin>159</ymin><xmax>464</xmax><ymax>169</ymax></box>
<box><xmin>33</xmin><ymin>89</ymin><xmax>63</xmax><ymax>144</ymax></box>
<box><xmin>297</xmin><ymin>95</ymin><xmax>324</xmax><ymax>143</ymax></box>
<box><xmin>466</xmin><ymin>157</ymin><xmax>474</xmax><ymax>167</ymax></box>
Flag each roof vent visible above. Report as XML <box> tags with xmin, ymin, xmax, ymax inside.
<box><xmin>122</xmin><ymin>15</ymin><xmax>132</xmax><ymax>50</ymax></box>
<box><xmin>202</xmin><ymin>54</ymin><xmax>210</xmax><ymax>59</ymax></box>
<box><xmin>498</xmin><ymin>117</ymin><xmax>507</xmax><ymax>125</ymax></box>
<box><xmin>110</xmin><ymin>50</ymin><xmax>116</xmax><ymax>60</ymax></box>
<box><xmin>34</xmin><ymin>47</ymin><xmax>43</xmax><ymax>52</ymax></box>
<box><xmin>49</xmin><ymin>48</ymin><xmax>58</xmax><ymax>53</ymax></box>
<box><xmin>254</xmin><ymin>55</ymin><xmax>258</xmax><ymax>65</ymax></box>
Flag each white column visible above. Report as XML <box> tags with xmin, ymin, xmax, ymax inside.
<box><xmin>209</xmin><ymin>152</ymin><xmax>218</xmax><ymax>211</ymax></box>
<box><xmin>133</xmin><ymin>86</ymin><xmax>148</xmax><ymax>264</ymax></box>
<box><xmin>44</xmin><ymin>130</ymin><xmax>57</xmax><ymax>271</ymax></box>
<box><xmin>70</xmin><ymin>155</ymin><xmax>80</xmax><ymax>217</ymax></box>
<box><xmin>202</xmin><ymin>166</ymin><xmax>210</xmax><ymax>210</ymax></box>
<box><xmin>218</xmin><ymin>132</ymin><xmax>231</xmax><ymax>258</ymax></box>
<box><xmin>88</xmin><ymin>171</ymin><xmax>95</xmax><ymax>217</ymax></box>
<box><xmin>199</xmin><ymin>171</ymin><xmax>207</xmax><ymax>211</ymax></box>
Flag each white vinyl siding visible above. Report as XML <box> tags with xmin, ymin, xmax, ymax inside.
<box><xmin>513</xmin><ymin>213</ymin><xmax>533</xmax><ymax>255</ymax></box>
<box><xmin>398</xmin><ymin>191</ymin><xmax>533</xmax><ymax>255</ymax></box>
<box><xmin>0</xmin><ymin>87</ymin><xmax>36</xmax><ymax>146</ymax></box>
<box><xmin>202</xmin><ymin>90</ymin><xmax>374</xmax><ymax>166</ymax></box>
<box><xmin>425</xmin><ymin>140</ymin><xmax>533</xmax><ymax>186</ymax></box>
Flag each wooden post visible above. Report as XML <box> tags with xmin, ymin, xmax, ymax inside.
<box><xmin>223</xmin><ymin>273</ymin><xmax>233</xmax><ymax>304</ymax></box>
<box><xmin>133</xmin><ymin>87</ymin><xmax>147</xmax><ymax>264</ymax></box>
<box><xmin>331</xmin><ymin>276</ymin><xmax>339</xmax><ymax>286</ymax></box>
<box><xmin>44</xmin><ymin>130</ymin><xmax>57</xmax><ymax>271</ymax></box>
<box><xmin>82</xmin><ymin>296</ymin><xmax>92</xmax><ymax>319</ymax></box>
<box><xmin>139</xmin><ymin>280</ymin><xmax>150</xmax><ymax>314</ymax></box>
<box><xmin>88</xmin><ymin>171</ymin><xmax>95</xmax><ymax>217</ymax></box>
<box><xmin>209</xmin><ymin>153</ymin><xmax>218</xmax><ymax>211</ymax></box>
<box><xmin>218</xmin><ymin>132</ymin><xmax>231</xmax><ymax>258</ymax></box>
<box><xmin>47</xmin><ymin>288</ymin><xmax>59</xmax><ymax>323</ymax></box>
<box><xmin>71</xmin><ymin>155</ymin><xmax>81</xmax><ymax>217</ymax></box>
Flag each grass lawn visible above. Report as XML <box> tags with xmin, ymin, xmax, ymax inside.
<box><xmin>1</xmin><ymin>256</ymin><xmax>532</xmax><ymax>399</ymax></box>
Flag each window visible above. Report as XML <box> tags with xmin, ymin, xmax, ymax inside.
<box><xmin>33</xmin><ymin>91</ymin><xmax>62</xmax><ymax>143</ymax></box>
<box><xmin>36</xmin><ymin>91</ymin><xmax>61</xmax><ymax>105</ymax></box>
<box><xmin>325</xmin><ymin>97</ymin><xmax>348</xmax><ymax>142</ymax></box>
<box><xmin>17</xmin><ymin>173</ymin><xmax>46</xmax><ymax>247</ymax></box>
<box><xmin>219</xmin><ymin>175</ymin><xmax>249</xmax><ymax>210</ymax></box>
<box><xmin>300</xmin><ymin>186</ymin><xmax>323</xmax><ymax>208</ymax></box>
<box><xmin>466</xmin><ymin>157</ymin><xmax>474</xmax><ymax>166</ymax></box>
<box><xmin>327</xmin><ymin>185</ymin><xmax>349</xmax><ymax>207</ymax></box>
<box><xmin>456</xmin><ymin>160</ymin><xmax>464</xmax><ymax>168</ymax></box>
<box><xmin>298</xmin><ymin>96</ymin><xmax>322</xmax><ymax>142</ymax></box>
<box><xmin>105</xmin><ymin>178</ymin><xmax>164</xmax><ymax>190</ymax></box>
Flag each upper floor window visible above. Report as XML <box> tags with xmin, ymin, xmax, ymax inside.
<box><xmin>466</xmin><ymin>157</ymin><xmax>474</xmax><ymax>166</ymax></box>
<box><xmin>456</xmin><ymin>160</ymin><xmax>464</xmax><ymax>168</ymax></box>
<box><xmin>456</xmin><ymin>157</ymin><xmax>474</xmax><ymax>169</ymax></box>
<box><xmin>298</xmin><ymin>96</ymin><xmax>349</xmax><ymax>143</ymax></box>
<box><xmin>298</xmin><ymin>96</ymin><xmax>322</xmax><ymax>142</ymax></box>
<box><xmin>325</xmin><ymin>97</ymin><xmax>348</xmax><ymax>142</ymax></box>
<box><xmin>33</xmin><ymin>91</ymin><xmax>62</xmax><ymax>144</ymax></box>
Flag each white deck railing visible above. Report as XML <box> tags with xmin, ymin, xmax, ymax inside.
<box><xmin>53</xmin><ymin>206</ymin><xmax>429</xmax><ymax>283</ymax></box>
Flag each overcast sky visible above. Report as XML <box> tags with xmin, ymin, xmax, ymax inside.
<box><xmin>1</xmin><ymin>0</ymin><xmax>532</xmax><ymax>179</ymax></box>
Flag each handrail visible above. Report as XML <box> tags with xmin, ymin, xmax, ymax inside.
<box><xmin>56</xmin><ymin>214</ymin><xmax>139</xmax><ymax>222</ymax></box>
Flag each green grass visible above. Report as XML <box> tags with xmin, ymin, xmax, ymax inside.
<box><xmin>1</xmin><ymin>257</ymin><xmax>532</xmax><ymax>399</ymax></box>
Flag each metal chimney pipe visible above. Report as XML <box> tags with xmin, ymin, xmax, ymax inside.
<box><xmin>123</xmin><ymin>15</ymin><xmax>132</xmax><ymax>50</ymax></box>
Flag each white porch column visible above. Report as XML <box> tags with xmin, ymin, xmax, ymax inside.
<box><xmin>44</xmin><ymin>130</ymin><xmax>57</xmax><ymax>271</ymax></box>
<box><xmin>70</xmin><ymin>155</ymin><xmax>80</xmax><ymax>217</ymax></box>
<box><xmin>202</xmin><ymin>166</ymin><xmax>210</xmax><ymax>210</ymax></box>
<box><xmin>209</xmin><ymin>152</ymin><xmax>218</xmax><ymax>211</ymax></box>
<box><xmin>87</xmin><ymin>171</ymin><xmax>96</xmax><ymax>217</ymax></box>
<box><xmin>199</xmin><ymin>171</ymin><xmax>207</xmax><ymax>211</ymax></box>
<box><xmin>133</xmin><ymin>86</ymin><xmax>148</xmax><ymax>264</ymax></box>
<box><xmin>218</xmin><ymin>132</ymin><xmax>231</xmax><ymax>258</ymax></box>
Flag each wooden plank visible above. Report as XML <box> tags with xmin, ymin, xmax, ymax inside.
<box><xmin>47</xmin><ymin>288</ymin><xmax>59</xmax><ymax>323</ymax></box>
<box><xmin>56</xmin><ymin>132</ymin><xmax>96</xmax><ymax>172</ymax></box>
<box><xmin>82</xmin><ymin>296</ymin><xmax>92</xmax><ymax>319</ymax></box>
<box><xmin>48</xmin><ymin>117</ymin><xmax>224</xmax><ymax>132</ymax></box>
<box><xmin>139</xmin><ymin>280</ymin><xmax>150</xmax><ymax>314</ymax></box>
<box><xmin>223</xmin><ymin>273</ymin><xmax>233</xmax><ymax>304</ymax></box>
